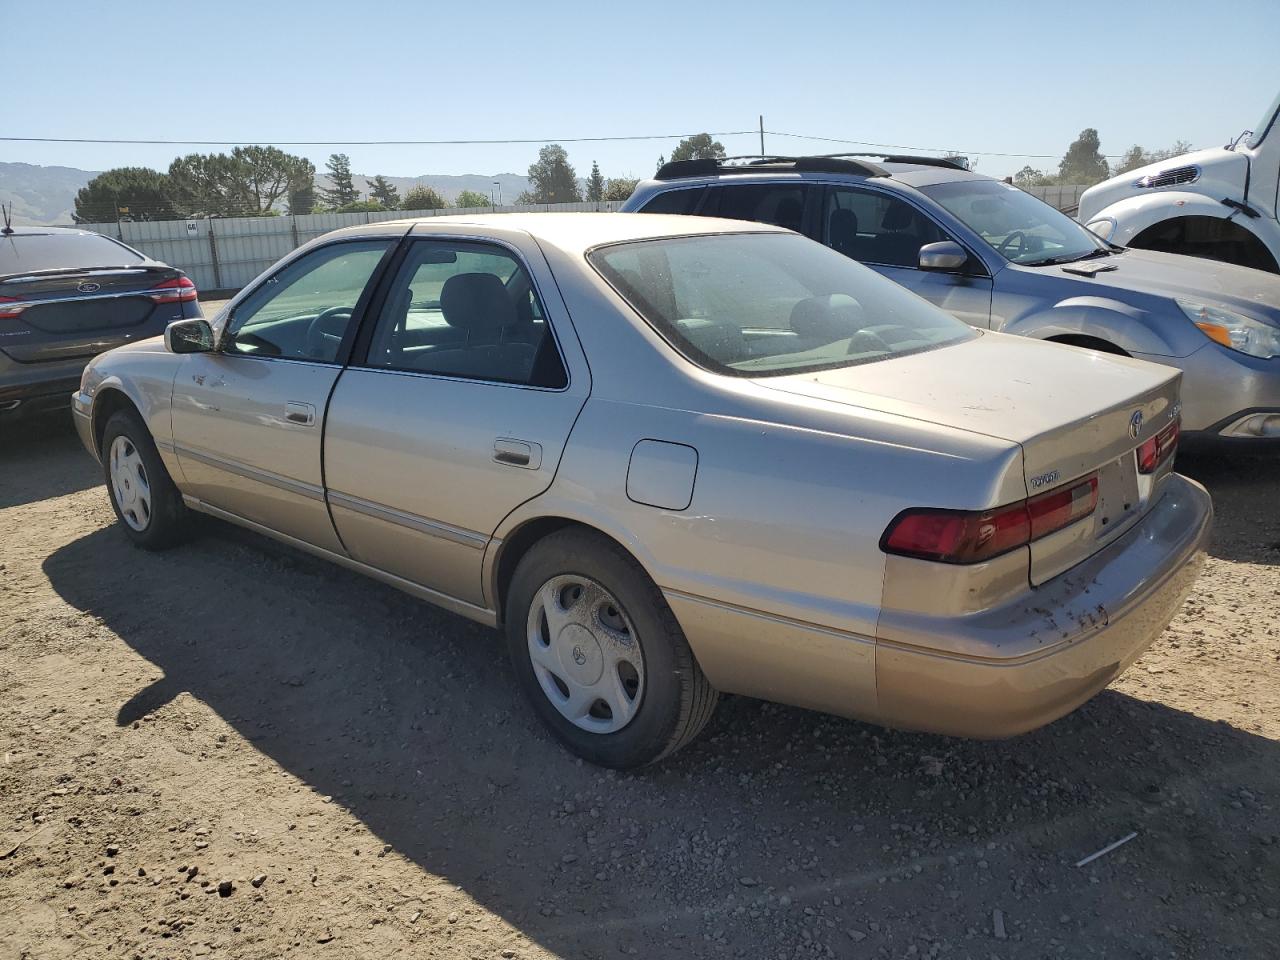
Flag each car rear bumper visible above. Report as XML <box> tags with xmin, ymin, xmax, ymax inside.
<box><xmin>874</xmin><ymin>473</ymin><xmax>1212</xmax><ymax>737</ymax></box>
<box><xmin>0</xmin><ymin>351</ymin><xmax>86</xmax><ymax>416</ymax></box>
<box><xmin>667</xmin><ymin>473</ymin><xmax>1211</xmax><ymax>738</ymax></box>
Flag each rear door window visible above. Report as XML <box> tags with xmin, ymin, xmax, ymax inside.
<box><xmin>637</xmin><ymin>188</ymin><xmax>706</xmax><ymax>215</ymax></box>
<box><xmin>705</xmin><ymin>183</ymin><xmax>811</xmax><ymax>234</ymax></box>
<box><xmin>363</xmin><ymin>240</ymin><xmax>567</xmax><ymax>388</ymax></box>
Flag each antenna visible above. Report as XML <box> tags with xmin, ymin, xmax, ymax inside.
<box><xmin>0</xmin><ymin>203</ymin><xmax>13</xmax><ymax>236</ymax></box>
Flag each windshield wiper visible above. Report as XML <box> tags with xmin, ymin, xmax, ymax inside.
<box><xmin>1022</xmin><ymin>247</ymin><xmax>1114</xmax><ymax>267</ymax></box>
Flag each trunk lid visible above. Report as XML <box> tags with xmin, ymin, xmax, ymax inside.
<box><xmin>0</xmin><ymin>266</ymin><xmax>183</xmax><ymax>364</ymax></box>
<box><xmin>757</xmin><ymin>331</ymin><xmax>1181</xmax><ymax>583</ymax></box>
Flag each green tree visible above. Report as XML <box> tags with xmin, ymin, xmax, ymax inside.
<box><xmin>336</xmin><ymin>200</ymin><xmax>385</xmax><ymax>213</ymax></box>
<box><xmin>1057</xmin><ymin>129</ymin><xmax>1110</xmax><ymax>185</ymax></box>
<box><xmin>287</xmin><ymin>181</ymin><xmax>316</xmax><ymax>215</ymax></box>
<box><xmin>368</xmin><ymin>175</ymin><xmax>401</xmax><ymax>209</ymax></box>
<box><xmin>603</xmin><ymin>177</ymin><xmax>640</xmax><ymax>202</ymax></box>
<box><xmin>232</xmin><ymin>146</ymin><xmax>314</xmax><ymax>214</ymax></box>
<box><xmin>586</xmin><ymin>161</ymin><xmax>605</xmax><ymax>203</ymax></box>
<box><xmin>1012</xmin><ymin>165</ymin><xmax>1055</xmax><ymax>188</ymax></box>
<box><xmin>526</xmin><ymin>144</ymin><xmax>581</xmax><ymax>203</ymax></box>
<box><xmin>669</xmin><ymin>133</ymin><xmax>726</xmax><ymax>163</ymax></box>
<box><xmin>321</xmin><ymin>153</ymin><xmax>359</xmax><ymax>209</ymax></box>
<box><xmin>656</xmin><ymin>154</ymin><xmax>665</xmax><ymax>173</ymax></box>
<box><xmin>166</xmin><ymin>153</ymin><xmax>253</xmax><ymax>217</ymax></box>
<box><xmin>455</xmin><ymin>190</ymin><xmax>490</xmax><ymax>208</ymax></box>
<box><xmin>401</xmin><ymin>185</ymin><xmax>446</xmax><ymax>210</ymax></box>
<box><xmin>1114</xmin><ymin>145</ymin><xmax>1148</xmax><ymax>176</ymax></box>
<box><xmin>74</xmin><ymin>167</ymin><xmax>177</xmax><ymax>222</ymax></box>
<box><xmin>1114</xmin><ymin>140</ymin><xmax>1194</xmax><ymax>175</ymax></box>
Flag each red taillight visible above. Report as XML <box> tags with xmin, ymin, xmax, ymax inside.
<box><xmin>0</xmin><ymin>296</ymin><xmax>27</xmax><ymax>320</ymax></box>
<box><xmin>148</xmin><ymin>275</ymin><xmax>198</xmax><ymax>304</ymax></box>
<box><xmin>1027</xmin><ymin>474</ymin><xmax>1099</xmax><ymax>539</ymax></box>
<box><xmin>1137</xmin><ymin>417</ymin><xmax>1180</xmax><ymax>474</ymax></box>
<box><xmin>881</xmin><ymin>472</ymin><xmax>1099</xmax><ymax>564</ymax></box>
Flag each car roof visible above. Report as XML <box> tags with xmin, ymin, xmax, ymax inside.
<box><xmin>638</xmin><ymin>160</ymin><xmax>988</xmax><ymax>192</ymax></box>
<box><xmin>334</xmin><ymin>212</ymin><xmax>788</xmax><ymax>255</ymax></box>
<box><xmin>1</xmin><ymin>225</ymin><xmax>110</xmax><ymax>237</ymax></box>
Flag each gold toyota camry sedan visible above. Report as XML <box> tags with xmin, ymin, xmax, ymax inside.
<box><xmin>72</xmin><ymin>213</ymin><xmax>1212</xmax><ymax>768</ymax></box>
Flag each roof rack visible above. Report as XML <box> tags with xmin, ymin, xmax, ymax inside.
<box><xmin>654</xmin><ymin>155</ymin><xmax>889</xmax><ymax>181</ymax></box>
<box><xmin>815</xmin><ymin>152</ymin><xmax>970</xmax><ymax>170</ymax></box>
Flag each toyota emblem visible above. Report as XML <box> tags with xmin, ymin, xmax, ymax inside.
<box><xmin>1128</xmin><ymin>410</ymin><xmax>1144</xmax><ymax>440</ymax></box>
<box><xmin>77</xmin><ymin>281</ymin><xmax>101</xmax><ymax>294</ymax></box>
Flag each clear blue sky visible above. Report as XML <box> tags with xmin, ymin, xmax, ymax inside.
<box><xmin>4</xmin><ymin>0</ymin><xmax>1278</xmax><ymax>182</ymax></box>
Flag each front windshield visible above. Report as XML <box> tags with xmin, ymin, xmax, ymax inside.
<box><xmin>588</xmin><ymin>232</ymin><xmax>975</xmax><ymax>378</ymax></box>
<box><xmin>1245</xmin><ymin>91</ymin><xmax>1280</xmax><ymax>149</ymax></box>
<box><xmin>920</xmin><ymin>179</ymin><xmax>1106</xmax><ymax>266</ymax></box>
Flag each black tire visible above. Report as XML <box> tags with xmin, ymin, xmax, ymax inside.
<box><xmin>101</xmin><ymin>409</ymin><xmax>192</xmax><ymax>550</ymax></box>
<box><xmin>505</xmin><ymin>528</ymin><xmax>717</xmax><ymax>768</ymax></box>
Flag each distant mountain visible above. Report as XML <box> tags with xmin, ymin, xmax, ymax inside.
<box><xmin>0</xmin><ymin>162</ymin><xmax>98</xmax><ymax>225</ymax></box>
<box><xmin>0</xmin><ymin>162</ymin><xmax>534</xmax><ymax>225</ymax></box>
<box><xmin>348</xmin><ymin>173</ymin><xmax>531</xmax><ymax>207</ymax></box>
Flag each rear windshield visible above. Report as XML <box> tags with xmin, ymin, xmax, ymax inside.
<box><xmin>588</xmin><ymin>232</ymin><xmax>974</xmax><ymax>377</ymax></box>
<box><xmin>0</xmin><ymin>232</ymin><xmax>144</xmax><ymax>275</ymax></box>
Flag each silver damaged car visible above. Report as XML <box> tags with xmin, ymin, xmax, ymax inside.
<box><xmin>72</xmin><ymin>214</ymin><xmax>1212</xmax><ymax>768</ymax></box>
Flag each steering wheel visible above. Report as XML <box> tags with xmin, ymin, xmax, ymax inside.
<box><xmin>304</xmin><ymin>306</ymin><xmax>353</xmax><ymax>360</ymax></box>
<box><xmin>996</xmin><ymin>231</ymin><xmax>1027</xmax><ymax>258</ymax></box>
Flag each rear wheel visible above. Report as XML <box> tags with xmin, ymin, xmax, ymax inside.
<box><xmin>505</xmin><ymin>528</ymin><xmax>717</xmax><ymax>768</ymax></box>
<box><xmin>102</xmin><ymin>410</ymin><xmax>192</xmax><ymax>550</ymax></box>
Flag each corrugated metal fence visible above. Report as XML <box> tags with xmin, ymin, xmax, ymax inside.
<box><xmin>77</xmin><ymin>187</ymin><xmax>1084</xmax><ymax>292</ymax></box>
<box><xmin>76</xmin><ymin>201</ymin><xmax>628</xmax><ymax>292</ymax></box>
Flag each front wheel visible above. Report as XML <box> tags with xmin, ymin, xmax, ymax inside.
<box><xmin>505</xmin><ymin>529</ymin><xmax>717</xmax><ymax>768</ymax></box>
<box><xmin>102</xmin><ymin>410</ymin><xmax>192</xmax><ymax>550</ymax></box>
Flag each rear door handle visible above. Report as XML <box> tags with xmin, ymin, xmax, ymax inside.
<box><xmin>284</xmin><ymin>401</ymin><xmax>316</xmax><ymax>426</ymax></box>
<box><xmin>494</xmin><ymin>437</ymin><xmax>542</xmax><ymax>469</ymax></box>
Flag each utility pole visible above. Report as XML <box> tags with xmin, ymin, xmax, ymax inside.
<box><xmin>759</xmin><ymin>116</ymin><xmax>765</xmax><ymax>158</ymax></box>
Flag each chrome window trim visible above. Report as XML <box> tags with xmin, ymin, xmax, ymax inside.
<box><xmin>326</xmin><ymin>490</ymin><xmax>488</xmax><ymax>550</ymax></box>
<box><xmin>353</xmin><ymin>233</ymin><xmax>573</xmax><ymax>393</ymax></box>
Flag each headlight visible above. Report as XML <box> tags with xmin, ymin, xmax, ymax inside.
<box><xmin>1085</xmin><ymin>218</ymin><xmax>1116</xmax><ymax>242</ymax></box>
<box><xmin>1177</xmin><ymin>299</ymin><xmax>1280</xmax><ymax>359</ymax></box>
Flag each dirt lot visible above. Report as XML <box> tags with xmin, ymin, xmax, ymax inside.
<box><xmin>1</xmin><ymin>415</ymin><xmax>1277</xmax><ymax>960</ymax></box>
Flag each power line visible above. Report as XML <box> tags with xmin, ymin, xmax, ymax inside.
<box><xmin>766</xmin><ymin>130</ymin><xmax>1132</xmax><ymax>161</ymax></box>
<box><xmin>0</xmin><ymin>130</ymin><xmax>758</xmax><ymax>147</ymax></box>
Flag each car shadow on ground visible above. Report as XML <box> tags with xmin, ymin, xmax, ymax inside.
<box><xmin>1176</xmin><ymin>450</ymin><xmax>1280</xmax><ymax>565</ymax></box>
<box><xmin>42</xmin><ymin>519</ymin><xmax>1280</xmax><ymax>958</ymax></box>
<box><xmin>0</xmin><ymin>412</ymin><xmax>99</xmax><ymax>510</ymax></box>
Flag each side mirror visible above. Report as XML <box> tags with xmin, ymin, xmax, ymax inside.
<box><xmin>918</xmin><ymin>241</ymin><xmax>969</xmax><ymax>272</ymax></box>
<box><xmin>165</xmin><ymin>318</ymin><xmax>215</xmax><ymax>354</ymax></box>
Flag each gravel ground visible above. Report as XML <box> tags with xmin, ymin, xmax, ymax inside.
<box><xmin>1</xmin><ymin>414</ymin><xmax>1277</xmax><ymax>960</ymax></box>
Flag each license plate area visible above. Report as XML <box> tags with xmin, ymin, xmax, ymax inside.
<box><xmin>1028</xmin><ymin>452</ymin><xmax>1141</xmax><ymax>586</ymax></box>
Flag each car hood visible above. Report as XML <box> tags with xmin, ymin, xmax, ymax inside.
<box><xmin>1014</xmin><ymin>248</ymin><xmax>1280</xmax><ymax>323</ymax></box>
<box><xmin>1078</xmin><ymin>147</ymin><xmax>1246</xmax><ymax>222</ymax></box>
<box><xmin>757</xmin><ymin>330</ymin><xmax>1180</xmax><ymax>492</ymax></box>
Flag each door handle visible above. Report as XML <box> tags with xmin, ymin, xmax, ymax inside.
<box><xmin>284</xmin><ymin>401</ymin><xmax>316</xmax><ymax>426</ymax></box>
<box><xmin>494</xmin><ymin>437</ymin><xmax>542</xmax><ymax>469</ymax></box>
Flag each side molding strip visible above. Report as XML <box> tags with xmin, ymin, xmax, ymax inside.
<box><xmin>173</xmin><ymin>443</ymin><xmax>325</xmax><ymax>502</ymax></box>
<box><xmin>327</xmin><ymin>490</ymin><xmax>488</xmax><ymax>550</ymax></box>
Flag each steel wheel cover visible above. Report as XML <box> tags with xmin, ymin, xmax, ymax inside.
<box><xmin>109</xmin><ymin>435</ymin><xmax>152</xmax><ymax>532</ymax></box>
<box><xmin>526</xmin><ymin>574</ymin><xmax>646</xmax><ymax>734</ymax></box>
